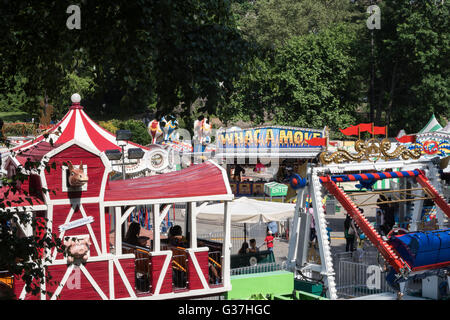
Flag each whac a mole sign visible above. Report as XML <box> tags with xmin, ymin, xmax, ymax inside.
<box><xmin>217</xmin><ymin>126</ymin><xmax>323</xmax><ymax>150</ymax></box>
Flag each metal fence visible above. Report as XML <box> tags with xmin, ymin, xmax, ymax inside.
<box><xmin>334</xmin><ymin>248</ymin><xmax>385</xmax><ymax>267</ymax></box>
<box><xmin>335</xmin><ymin>260</ymin><xmax>395</xmax><ymax>299</ymax></box>
<box><xmin>198</xmin><ymin>222</ymin><xmax>268</xmax><ymax>254</ymax></box>
<box><xmin>230</xmin><ymin>262</ymin><xmax>286</xmax><ymax>276</ymax></box>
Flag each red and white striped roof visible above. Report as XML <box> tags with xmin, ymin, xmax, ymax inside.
<box><xmin>12</xmin><ymin>98</ymin><xmax>148</xmax><ymax>154</ymax></box>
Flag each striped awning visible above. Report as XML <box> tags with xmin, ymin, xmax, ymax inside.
<box><xmin>12</xmin><ymin>103</ymin><xmax>148</xmax><ymax>153</ymax></box>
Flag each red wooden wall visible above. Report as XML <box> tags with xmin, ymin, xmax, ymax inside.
<box><xmin>188</xmin><ymin>251</ymin><xmax>209</xmax><ymax>290</ymax></box>
<box><xmin>44</xmin><ymin>145</ymin><xmax>106</xmax><ymax>200</ymax></box>
<box><xmin>150</xmin><ymin>255</ymin><xmax>172</xmax><ymax>294</ymax></box>
<box><xmin>51</xmin><ymin>203</ymin><xmax>103</xmax><ymax>258</ymax></box>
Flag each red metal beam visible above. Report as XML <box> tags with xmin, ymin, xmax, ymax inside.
<box><xmin>321</xmin><ymin>177</ymin><xmax>410</xmax><ymax>274</ymax></box>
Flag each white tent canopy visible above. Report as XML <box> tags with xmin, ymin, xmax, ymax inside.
<box><xmin>193</xmin><ymin>197</ymin><xmax>296</xmax><ymax>223</ymax></box>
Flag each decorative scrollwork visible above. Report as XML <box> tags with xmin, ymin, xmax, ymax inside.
<box><xmin>319</xmin><ymin>138</ymin><xmax>422</xmax><ymax>165</ymax></box>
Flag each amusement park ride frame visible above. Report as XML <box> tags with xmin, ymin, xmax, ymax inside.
<box><xmin>287</xmin><ymin>152</ymin><xmax>449</xmax><ymax>300</ymax></box>
<box><xmin>349</xmin><ymin>188</ymin><xmax>433</xmax><ymax>207</ymax></box>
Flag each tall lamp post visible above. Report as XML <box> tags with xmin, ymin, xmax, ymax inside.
<box><xmin>105</xmin><ymin>130</ymin><xmax>145</xmax><ymax>180</ymax></box>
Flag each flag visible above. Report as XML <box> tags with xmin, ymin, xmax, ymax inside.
<box><xmin>371</xmin><ymin>126</ymin><xmax>386</xmax><ymax>135</ymax></box>
<box><xmin>395</xmin><ymin>135</ymin><xmax>416</xmax><ymax>143</ymax></box>
<box><xmin>358</xmin><ymin>123</ymin><xmax>373</xmax><ymax>133</ymax></box>
<box><xmin>306</xmin><ymin>137</ymin><xmax>327</xmax><ymax>146</ymax></box>
<box><xmin>339</xmin><ymin>125</ymin><xmax>359</xmax><ymax>136</ymax></box>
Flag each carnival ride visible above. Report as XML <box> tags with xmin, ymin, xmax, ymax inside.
<box><xmin>2</xmin><ymin>93</ymin><xmax>450</xmax><ymax>300</ymax></box>
<box><xmin>0</xmin><ymin>94</ymin><xmax>236</xmax><ymax>300</ymax></box>
<box><xmin>287</xmin><ymin>130</ymin><xmax>450</xmax><ymax>300</ymax></box>
<box><xmin>3</xmin><ymin>139</ymin><xmax>234</xmax><ymax>300</ymax></box>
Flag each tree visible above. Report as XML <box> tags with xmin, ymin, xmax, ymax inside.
<box><xmin>223</xmin><ymin>24</ymin><xmax>362</xmax><ymax>137</ymax></box>
<box><xmin>232</xmin><ymin>0</ymin><xmax>357</xmax><ymax>49</ymax></box>
<box><xmin>367</xmin><ymin>0</ymin><xmax>450</xmax><ymax>133</ymax></box>
<box><xmin>0</xmin><ymin>153</ymin><xmax>64</xmax><ymax>299</ymax></box>
<box><xmin>0</xmin><ymin>1</ymin><xmax>251</xmax><ymax>124</ymax></box>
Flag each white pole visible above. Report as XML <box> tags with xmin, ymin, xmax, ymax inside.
<box><xmin>115</xmin><ymin>207</ymin><xmax>122</xmax><ymax>255</ymax></box>
<box><xmin>222</xmin><ymin>201</ymin><xmax>231</xmax><ymax>287</ymax></box>
<box><xmin>190</xmin><ymin>202</ymin><xmax>197</xmax><ymax>249</ymax></box>
<box><xmin>153</xmin><ymin>204</ymin><xmax>160</xmax><ymax>252</ymax></box>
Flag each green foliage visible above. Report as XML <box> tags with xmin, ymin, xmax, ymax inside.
<box><xmin>0</xmin><ymin>157</ymin><xmax>64</xmax><ymax>298</ymax></box>
<box><xmin>0</xmin><ymin>1</ymin><xmax>251</xmax><ymax>119</ymax></box>
<box><xmin>0</xmin><ymin>111</ymin><xmax>30</xmax><ymax>123</ymax></box>
<box><xmin>223</xmin><ymin>24</ymin><xmax>360</xmax><ymax>137</ymax></box>
<box><xmin>233</xmin><ymin>0</ymin><xmax>357</xmax><ymax>49</ymax></box>
<box><xmin>98</xmin><ymin>119</ymin><xmax>151</xmax><ymax>146</ymax></box>
<box><xmin>3</xmin><ymin>122</ymin><xmax>36</xmax><ymax>137</ymax></box>
<box><xmin>0</xmin><ymin>75</ymin><xmax>34</xmax><ymax>113</ymax></box>
<box><xmin>366</xmin><ymin>0</ymin><xmax>450</xmax><ymax>133</ymax></box>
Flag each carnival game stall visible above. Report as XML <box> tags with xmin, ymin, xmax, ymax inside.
<box><xmin>215</xmin><ymin>126</ymin><xmax>325</xmax><ymax>197</ymax></box>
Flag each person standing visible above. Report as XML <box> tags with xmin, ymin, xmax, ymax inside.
<box><xmin>375</xmin><ymin>199</ymin><xmax>385</xmax><ymax>235</ymax></box>
<box><xmin>264</xmin><ymin>230</ymin><xmax>275</xmax><ymax>252</ymax></box>
<box><xmin>308</xmin><ymin>204</ymin><xmax>317</xmax><ymax>244</ymax></box>
<box><xmin>383</xmin><ymin>199</ymin><xmax>396</xmax><ymax>235</ymax></box>
<box><xmin>344</xmin><ymin>214</ymin><xmax>358</xmax><ymax>252</ymax></box>
<box><xmin>233</xmin><ymin>164</ymin><xmax>245</xmax><ymax>182</ymax></box>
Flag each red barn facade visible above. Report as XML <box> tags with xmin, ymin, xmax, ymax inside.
<box><xmin>4</xmin><ymin>106</ymin><xmax>233</xmax><ymax>300</ymax></box>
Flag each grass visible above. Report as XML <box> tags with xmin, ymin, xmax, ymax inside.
<box><xmin>0</xmin><ymin>111</ymin><xmax>30</xmax><ymax>122</ymax></box>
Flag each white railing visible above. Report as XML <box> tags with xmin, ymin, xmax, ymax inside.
<box><xmin>230</xmin><ymin>262</ymin><xmax>286</xmax><ymax>276</ymax></box>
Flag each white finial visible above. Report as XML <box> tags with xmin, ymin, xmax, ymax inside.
<box><xmin>71</xmin><ymin>93</ymin><xmax>81</xmax><ymax>103</ymax></box>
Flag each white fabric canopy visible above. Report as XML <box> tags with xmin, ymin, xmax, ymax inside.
<box><xmin>194</xmin><ymin>197</ymin><xmax>296</xmax><ymax>223</ymax></box>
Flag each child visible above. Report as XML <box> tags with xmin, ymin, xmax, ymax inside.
<box><xmin>264</xmin><ymin>231</ymin><xmax>274</xmax><ymax>252</ymax></box>
<box><xmin>248</xmin><ymin>238</ymin><xmax>259</xmax><ymax>253</ymax></box>
<box><xmin>356</xmin><ymin>233</ymin><xmax>367</xmax><ymax>263</ymax></box>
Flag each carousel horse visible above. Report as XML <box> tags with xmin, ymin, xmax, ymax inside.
<box><xmin>193</xmin><ymin>116</ymin><xmax>212</xmax><ymax>153</ymax></box>
<box><xmin>163</xmin><ymin>117</ymin><xmax>179</xmax><ymax>142</ymax></box>
<box><xmin>67</xmin><ymin>160</ymin><xmax>89</xmax><ymax>187</ymax></box>
<box><xmin>193</xmin><ymin>116</ymin><xmax>212</xmax><ymax>145</ymax></box>
<box><xmin>148</xmin><ymin>118</ymin><xmax>163</xmax><ymax>144</ymax></box>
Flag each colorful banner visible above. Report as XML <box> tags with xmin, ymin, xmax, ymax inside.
<box><xmin>217</xmin><ymin>127</ymin><xmax>323</xmax><ymax>150</ymax></box>
<box><xmin>408</xmin><ymin>139</ymin><xmax>450</xmax><ymax>158</ymax></box>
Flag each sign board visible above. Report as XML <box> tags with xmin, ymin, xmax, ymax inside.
<box><xmin>264</xmin><ymin>182</ymin><xmax>288</xmax><ymax>197</ymax></box>
<box><xmin>59</xmin><ymin>216</ymin><xmax>94</xmax><ymax>232</ymax></box>
<box><xmin>217</xmin><ymin>126</ymin><xmax>323</xmax><ymax>150</ymax></box>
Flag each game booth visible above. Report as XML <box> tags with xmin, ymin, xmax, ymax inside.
<box><xmin>214</xmin><ymin>126</ymin><xmax>326</xmax><ymax>199</ymax></box>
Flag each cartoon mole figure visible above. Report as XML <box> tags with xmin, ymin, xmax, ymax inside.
<box><xmin>67</xmin><ymin>160</ymin><xmax>89</xmax><ymax>187</ymax></box>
